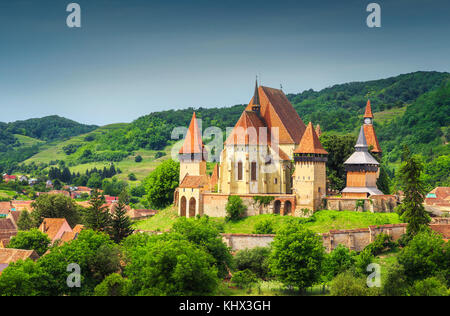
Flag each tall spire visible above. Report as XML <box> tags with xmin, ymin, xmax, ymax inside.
<box><xmin>253</xmin><ymin>78</ymin><xmax>260</xmax><ymax>106</ymax></box>
<box><xmin>355</xmin><ymin>126</ymin><xmax>369</xmax><ymax>151</ymax></box>
<box><xmin>364</xmin><ymin>100</ymin><xmax>374</xmax><ymax>119</ymax></box>
<box><xmin>179</xmin><ymin>112</ymin><xmax>204</xmax><ymax>156</ymax></box>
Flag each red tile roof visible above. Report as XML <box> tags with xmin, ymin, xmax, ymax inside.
<box><xmin>294</xmin><ymin>122</ymin><xmax>328</xmax><ymax>155</ymax></box>
<box><xmin>363</xmin><ymin>124</ymin><xmax>382</xmax><ymax>153</ymax></box>
<box><xmin>179</xmin><ymin>112</ymin><xmax>205</xmax><ymax>155</ymax></box>
<box><xmin>364</xmin><ymin>99</ymin><xmax>374</xmax><ymax>118</ymax></box>
<box><xmin>430</xmin><ymin>224</ymin><xmax>450</xmax><ymax>240</ymax></box>
<box><xmin>226</xmin><ymin>110</ymin><xmax>267</xmax><ymax>145</ymax></box>
<box><xmin>39</xmin><ymin>218</ymin><xmax>70</xmax><ymax>242</ymax></box>
<box><xmin>0</xmin><ymin>202</ymin><xmax>12</xmax><ymax>215</ymax></box>
<box><xmin>179</xmin><ymin>175</ymin><xmax>209</xmax><ymax>189</ymax></box>
<box><xmin>245</xmin><ymin>86</ymin><xmax>306</xmax><ymax>145</ymax></box>
<box><xmin>0</xmin><ymin>248</ymin><xmax>39</xmax><ymax>265</ymax></box>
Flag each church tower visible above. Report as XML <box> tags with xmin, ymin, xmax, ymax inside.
<box><xmin>293</xmin><ymin>122</ymin><xmax>328</xmax><ymax>212</ymax></box>
<box><xmin>178</xmin><ymin>112</ymin><xmax>207</xmax><ymax>182</ymax></box>
<box><xmin>363</xmin><ymin>100</ymin><xmax>382</xmax><ymax>155</ymax></box>
<box><xmin>342</xmin><ymin>126</ymin><xmax>383</xmax><ymax>199</ymax></box>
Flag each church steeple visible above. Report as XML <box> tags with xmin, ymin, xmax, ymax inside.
<box><xmin>362</xmin><ymin>99</ymin><xmax>382</xmax><ymax>154</ymax></box>
<box><xmin>364</xmin><ymin>100</ymin><xmax>374</xmax><ymax>124</ymax></box>
<box><xmin>251</xmin><ymin>78</ymin><xmax>261</xmax><ymax>113</ymax></box>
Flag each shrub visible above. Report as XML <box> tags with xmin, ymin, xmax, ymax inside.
<box><xmin>354</xmin><ymin>249</ymin><xmax>374</xmax><ymax>277</ymax></box>
<box><xmin>363</xmin><ymin>233</ymin><xmax>397</xmax><ymax>256</ymax></box>
<box><xmin>234</xmin><ymin>247</ymin><xmax>271</xmax><ymax>279</ymax></box>
<box><xmin>128</xmin><ymin>173</ymin><xmax>137</xmax><ymax>181</ymax></box>
<box><xmin>225</xmin><ymin>195</ymin><xmax>247</xmax><ymax>221</ymax></box>
<box><xmin>397</xmin><ymin>230</ymin><xmax>447</xmax><ymax>282</ymax></box>
<box><xmin>94</xmin><ymin>273</ymin><xmax>131</xmax><ymax>296</ymax></box>
<box><xmin>231</xmin><ymin>269</ymin><xmax>258</xmax><ymax>291</ymax></box>
<box><xmin>329</xmin><ymin>271</ymin><xmax>375</xmax><ymax>296</ymax></box>
<box><xmin>253</xmin><ymin>219</ymin><xmax>275</xmax><ymax>234</ymax></box>
<box><xmin>322</xmin><ymin>245</ymin><xmax>356</xmax><ymax>281</ymax></box>
<box><xmin>408</xmin><ymin>277</ymin><xmax>449</xmax><ymax>296</ymax></box>
<box><xmin>382</xmin><ymin>263</ymin><xmax>410</xmax><ymax>296</ymax></box>
<box><xmin>134</xmin><ymin>155</ymin><xmax>143</xmax><ymax>163</ymax></box>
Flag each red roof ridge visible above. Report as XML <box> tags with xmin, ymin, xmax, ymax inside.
<box><xmin>294</xmin><ymin>122</ymin><xmax>328</xmax><ymax>155</ymax></box>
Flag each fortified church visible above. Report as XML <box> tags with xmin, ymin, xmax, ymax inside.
<box><xmin>175</xmin><ymin>81</ymin><xmax>384</xmax><ymax>218</ymax></box>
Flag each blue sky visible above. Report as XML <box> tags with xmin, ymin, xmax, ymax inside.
<box><xmin>0</xmin><ymin>0</ymin><xmax>449</xmax><ymax>125</ymax></box>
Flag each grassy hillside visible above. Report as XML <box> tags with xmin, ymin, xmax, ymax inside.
<box><xmin>134</xmin><ymin>208</ymin><xmax>401</xmax><ymax>234</ymax></box>
<box><xmin>23</xmin><ymin>123</ymin><xmax>173</xmax><ymax>183</ymax></box>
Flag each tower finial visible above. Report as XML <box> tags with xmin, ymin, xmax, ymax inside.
<box><xmin>253</xmin><ymin>77</ymin><xmax>260</xmax><ymax>107</ymax></box>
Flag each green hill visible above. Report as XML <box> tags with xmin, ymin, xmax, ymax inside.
<box><xmin>3</xmin><ymin>71</ymin><xmax>448</xmax><ymax>191</ymax></box>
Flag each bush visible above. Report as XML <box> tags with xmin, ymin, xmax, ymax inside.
<box><xmin>382</xmin><ymin>263</ymin><xmax>410</xmax><ymax>296</ymax></box>
<box><xmin>134</xmin><ymin>155</ymin><xmax>143</xmax><ymax>163</ymax></box>
<box><xmin>94</xmin><ymin>273</ymin><xmax>131</xmax><ymax>296</ymax></box>
<box><xmin>232</xmin><ymin>269</ymin><xmax>258</xmax><ymax>291</ymax></box>
<box><xmin>155</xmin><ymin>151</ymin><xmax>165</xmax><ymax>159</ymax></box>
<box><xmin>234</xmin><ymin>247</ymin><xmax>271</xmax><ymax>280</ymax></box>
<box><xmin>225</xmin><ymin>196</ymin><xmax>247</xmax><ymax>221</ymax></box>
<box><xmin>329</xmin><ymin>271</ymin><xmax>375</xmax><ymax>296</ymax></box>
<box><xmin>128</xmin><ymin>173</ymin><xmax>137</xmax><ymax>181</ymax></box>
<box><xmin>171</xmin><ymin>216</ymin><xmax>233</xmax><ymax>279</ymax></box>
<box><xmin>397</xmin><ymin>230</ymin><xmax>447</xmax><ymax>282</ymax></box>
<box><xmin>253</xmin><ymin>219</ymin><xmax>275</xmax><ymax>234</ymax></box>
<box><xmin>322</xmin><ymin>245</ymin><xmax>356</xmax><ymax>281</ymax></box>
<box><xmin>409</xmin><ymin>277</ymin><xmax>449</xmax><ymax>296</ymax></box>
<box><xmin>354</xmin><ymin>249</ymin><xmax>374</xmax><ymax>277</ymax></box>
<box><xmin>363</xmin><ymin>233</ymin><xmax>397</xmax><ymax>256</ymax></box>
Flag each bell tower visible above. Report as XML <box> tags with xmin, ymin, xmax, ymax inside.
<box><xmin>178</xmin><ymin>112</ymin><xmax>207</xmax><ymax>182</ymax></box>
<box><xmin>363</xmin><ymin>100</ymin><xmax>382</xmax><ymax>155</ymax></box>
<box><xmin>342</xmin><ymin>126</ymin><xmax>383</xmax><ymax>199</ymax></box>
<box><xmin>292</xmin><ymin>122</ymin><xmax>328</xmax><ymax>212</ymax></box>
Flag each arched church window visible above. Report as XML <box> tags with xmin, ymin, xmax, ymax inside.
<box><xmin>237</xmin><ymin>161</ymin><xmax>243</xmax><ymax>180</ymax></box>
<box><xmin>251</xmin><ymin>162</ymin><xmax>257</xmax><ymax>181</ymax></box>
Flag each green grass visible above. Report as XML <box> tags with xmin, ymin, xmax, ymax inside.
<box><xmin>133</xmin><ymin>209</ymin><xmax>401</xmax><ymax>234</ymax></box>
<box><xmin>24</xmin><ymin>124</ymin><xmax>129</xmax><ymax>164</ymax></box>
<box><xmin>14</xmin><ymin>134</ymin><xmax>45</xmax><ymax>147</ymax></box>
<box><xmin>133</xmin><ymin>206</ymin><xmax>179</xmax><ymax>231</ymax></box>
<box><xmin>216</xmin><ymin>281</ymin><xmax>326</xmax><ymax>296</ymax></box>
<box><xmin>373</xmin><ymin>106</ymin><xmax>407</xmax><ymax>125</ymax></box>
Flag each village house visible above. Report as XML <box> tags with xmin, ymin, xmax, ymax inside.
<box><xmin>425</xmin><ymin>187</ymin><xmax>450</xmax><ymax>215</ymax></box>
<box><xmin>2</xmin><ymin>174</ymin><xmax>17</xmax><ymax>183</ymax></box>
<box><xmin>175</xmin><ymin>82</ymin><xmax>388</xmax><ymax>218</ymax></box>
<box><xmin>0</xmin><ymin>216</ymin><xmax>18</xmax><ymax>247</ymax></box>
<box><xmin>0</xmin><ymin>248</ymin><xmax>39</xmax><ymax>275</ymax></box>
<box><xmin>39</xmin><ymin>218</ymin><xmax>73</xmax><ymax>244</ymax></box>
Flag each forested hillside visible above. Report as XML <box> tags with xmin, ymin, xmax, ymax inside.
<box><xmin>0</xmin><ymin>116</ymin><xmax>97</xmax><ymax>172</ymax></box>
<box><xmin>5</xmin><ymin>71</ymin><xmax>449</xmax><ymax>190</ymax></box>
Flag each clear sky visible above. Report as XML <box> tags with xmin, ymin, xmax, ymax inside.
<box><xmin>0</xmin><ymin>0</ymin><xmax>449</xmax><ymax>125</ymax></box>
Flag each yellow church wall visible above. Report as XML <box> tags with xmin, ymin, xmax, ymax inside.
<box><xmin>179</xmin><ymin>160</ymin><xmax>206</xmax><ymax>182</ymax></box>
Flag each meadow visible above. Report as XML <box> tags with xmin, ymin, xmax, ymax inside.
<box><xmin>133</xmin><ymin>208</ymin><xmax>402</xmax><ymax>234</ymax></box>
